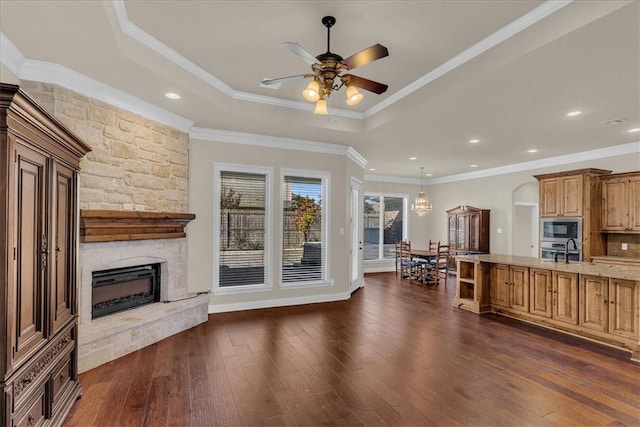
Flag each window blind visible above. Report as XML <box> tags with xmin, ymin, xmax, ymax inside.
<box><xmin>219</xmin><ymin>171</ymin><xmax>267</xmax><ymax>287</ymax></box>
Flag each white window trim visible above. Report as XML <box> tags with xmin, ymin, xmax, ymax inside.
<box><xmin>364</xmin><ymin>192</ymin><xmax>409</xmax><ymax>262</ymax></box>
<box><xmin>212</xmin><ymin>162</ymin><xmax>274</xmax><ymax>295</ymax></box>
<box><xmin>279</xmin><ymin>168</ymin><xmax>332</xmax><ymax>289</ymax></box>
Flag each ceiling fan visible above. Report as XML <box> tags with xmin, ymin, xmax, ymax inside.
<box><xmin>261</xmin><ymin>16</ymin><xmax>389</xmax><ymax>114</ymax></box>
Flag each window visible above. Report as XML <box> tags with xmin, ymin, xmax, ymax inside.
<box><xmin>214</xmin><ymin>164</ymin><xmax>272</xmax><ymax>292</ymax></box>
<box><xmin>281</xmin><ymin>170</ymin><xmax>329</xmax><ymax>285</ymax></box>
<box><xmin>364</xmin><ymin>194</ymin><xmax>407</xmax><ymax>261</ymax></box>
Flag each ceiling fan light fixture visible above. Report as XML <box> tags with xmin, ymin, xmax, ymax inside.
<box><xmin>313</xmin><ymin>97</ymin><xmax>328</xmax><ymax>115</ymax></box>
<box><xmin>302</xmin><ymin>80</ymin><xmax>321</xmax><ymax>102</ymax></box>
<box><xmin>345</xmin><ymin>85</ymin><xmax>364</xmax><ymax>106</ymax></box>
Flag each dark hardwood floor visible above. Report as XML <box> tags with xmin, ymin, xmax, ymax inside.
<box><xmin>64</xmin><ymin>273</ymin><xmax>640</xmax><ymax>427</ymax></box>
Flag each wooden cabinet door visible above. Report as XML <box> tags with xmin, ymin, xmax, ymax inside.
<box><xmin>608</xmin><ymin>278</ymin><xmax>638</xmax><ymax>340</ymax></box>
<box><xmin>9</xmin><ymin>141</ymin><xmax>49</xmax><ymax>370</ymax></box>
<box><xmin>560</xmin><ymin>175</ymin><xmax>583</xmax><ymax>217</ymax></box>
<box><xmin>50</xmin><ymin>160</ymin><xmax>76</xmax><ymax>335</ymax></box>
<box><xmin>540</xmin><ymin>178</ymin><xmax>560</xmax><ymax>217</ymax></box>
<box><xmin>456</xmin><ymin>215</ymin><xmax>467</xmax><ymax>250</ymax></box>
<box><xmin>490</xmin><ymin>264</ymin><xmax>510</xmax><ymax>307</ymax></box>
<box><xmin>530</xmin><ymin>268</ymin><xmax>552</xmax><ymax>318</ymax></box>
<box><xmin>552</xmin><ymin>271</ymin><xmax>578</xmax><ymax>325</ymax></box>
<box><xmin>629</xmin><ymin>177</ymin><xmax>640</xmax><ymax>231</ymax></box>
<box><xmin>468</xmin><ymin>213</ymin><xmax>480</xmax><ymax>252</ymax></box>
<box><xmin>580</xmin><ymin>275</ymin><xmax>608</xmax><ymax>333</ymax></box>
<box><xmin>601</xmin><ymin>178</ymin><xmax>629</xmax><ymax>231</ymax></box>
<box><xmin>448</xmin><ymin>215</ymin><xmax>456</xmax><ymax>249</ymax></box>
<box><xmin>509</xmin><ymin>266</ymin><xmax>529</xmax><ymax>312</ymax></box>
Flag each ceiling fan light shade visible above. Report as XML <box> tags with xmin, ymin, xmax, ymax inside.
<box><xmin>345</xmin><ymin>85</ymin><xmax>364</xmax><ymax>106</ymax></box>
<box><xmin>302</xmin><ymin>80</ymin><xmax>321</xmax><ymax>102</ymax></box>
<box><xmin>313</xmin><ymin>98</ymin><xmax>328</xmax><ymax>115</ymax></box>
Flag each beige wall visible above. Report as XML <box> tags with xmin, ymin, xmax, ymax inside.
<box><xmin>188</xmin><ymin>138</ymin><xmax>363</xmax><ymax>309</ymax></box>
<box><xmin>364</xmin><ymin>153</ymin><xmax>639</xmax><ymax>271</ymax></box>
<box><xmin>21</xmin><ymin>82</ymin><xmax>189</xmax><ymax>212</ymax></box>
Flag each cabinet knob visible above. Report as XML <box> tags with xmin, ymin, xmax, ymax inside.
<box><xmin>610</xmin><ymin>300</ymin><xmax>615</xmax><ymax>304</ymax></box>
<box><xmin>603</xmin><ymin>299</ymin><xmax>608</xmax><ymax>304</ymax></box>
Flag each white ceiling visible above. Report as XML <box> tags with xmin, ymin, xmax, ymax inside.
<box><xmin>1</xmin><ymin>0</ymin><xmax>638</xmax><ymax>179</ymax></box>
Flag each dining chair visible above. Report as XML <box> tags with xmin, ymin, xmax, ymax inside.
<box><xmin>435</xmin><ymin>244</ymin><xmax>450</xmax><ymax>286</ymax></box>
<box><xmin>398</xmin><ymin>240</ymin><xmax>413</xmax><ymax>280</ymax></box>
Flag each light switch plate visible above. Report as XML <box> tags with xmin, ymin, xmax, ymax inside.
<box><xmin>621</xmin><ymin>243</ymin><xmax>628</xmax><ymax>250</ymax></box>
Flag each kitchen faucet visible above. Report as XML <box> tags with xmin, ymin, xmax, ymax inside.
<box><xmin>564</xmin><ymin>238</ymin><xmax>578</xmax><ymax>263</ymax></box>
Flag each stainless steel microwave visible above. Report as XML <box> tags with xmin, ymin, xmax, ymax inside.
<box><xmin>540</xmin><ymin>218</ymin><xmax>582</xmax><ymax>242</ymax></box>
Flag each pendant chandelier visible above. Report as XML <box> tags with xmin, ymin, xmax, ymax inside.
<box><xmin>412</xmin><ymin>167</ymin><xmax>432</xmax><ymax>216</ymax></box>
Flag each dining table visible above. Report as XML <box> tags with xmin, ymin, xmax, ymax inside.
<box><xmin>410</xmin><ymin>249</ymin><xmax>438</xmax><ymax>260</ymax></box>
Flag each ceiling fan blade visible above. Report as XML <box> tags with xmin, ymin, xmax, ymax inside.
<box><xmin>261</xmin><ymin>74</ymin><xmax>312</xmax><ymax>89</ymax></box>
<box><xmin>342</xmin><ymin>74</ymin><xmax>388</xmax><ymax>94</ymax></box>
<box><xmin>281</xmin><ymin>42</ymin><xmax>318</xmax><ymax>65</ymax></box>
<box><xmin>341</xmin><ymin>44</ymin><xmax>388</xmax><ymax>70</ymax></box>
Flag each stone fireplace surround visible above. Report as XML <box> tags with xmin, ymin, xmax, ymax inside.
<box><xmin>78</xmin><ymin>238</ymin><xmax>208</xmax><ymax>373</ymax></box>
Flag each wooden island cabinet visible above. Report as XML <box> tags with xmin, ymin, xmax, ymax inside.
<box><xmin>454</xmin><ymin>254</ymin><xmax>640</xmax><ymax>361</ymax></box>
<box><xmin>1</xmin><ymin>84</ymin><xmax>91</xmax><ymax>426</ymax></box>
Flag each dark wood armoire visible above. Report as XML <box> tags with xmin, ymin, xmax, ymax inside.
<box><xmin>1</xmin><ymin>83</ymin><xmax>91</xmax><ymax>426</ymax></box>
<box><xmin>447</xmin><ymin>205</ymin><xmax>490</xmax><ymax>268</ymax></box>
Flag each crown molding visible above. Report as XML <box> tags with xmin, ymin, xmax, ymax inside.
<box><xmin>109</xmin><ymin>0</ymin><xmax>364</xmax><ymax>119</ymax></box>
<box><xmin>0</xmin><ymin>33</ymin><xmax>25</xmax><ymax>74</ymax></box>
<box><xmin>365</xmin><ymin>142</ymin><xmax>640</xmax><ymax>185</ymax></box>
<box><xmin>2</xmin><ymin>1</ymin><xmax>572</xmax><ymax>123</ymax></box>
<box><xmin>1</xmin><ymin>32</ymin><xmax>194</xmax><ymax>132</ymax></box>
<box><xmin>108</xmin><ymin>0</ymin><xmax>569</xmax><ymax>120</ymax></box>
<box><xmin>190</xmin><ymin>127</ymin><xmax>367</xmax><ymax>168</ymax></box>
<box><xmin>364</xmin><ymin>0</ymin><xmax>572</xmax><ymax>118</ymax></box>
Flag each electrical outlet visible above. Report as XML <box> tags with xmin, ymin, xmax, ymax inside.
<box><xmin>621</xmin><ymin>243</ymin><xmax>628</xmax><ymax>250</ymax></box>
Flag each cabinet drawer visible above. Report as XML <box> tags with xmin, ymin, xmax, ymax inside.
<box><xmin>50</xmin><ymin>350</ymin><xmax>75</xmax><ymax>412</ymax></box>
<box><xmin>12</xmin><ymin>382</ymin><xmax>46</xmax><ymax>427</ymax></box>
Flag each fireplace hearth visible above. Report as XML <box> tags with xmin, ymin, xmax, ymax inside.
<box><xmin>91</xmin><ymin>263</ymin><xmax>161</xmax><ymax>319</ymax></box>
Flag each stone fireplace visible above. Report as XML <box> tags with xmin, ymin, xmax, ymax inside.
<box><xmin>77</xmin><ymin>210</ymin><xmax>208</xmax><ymax>373</ymax></box>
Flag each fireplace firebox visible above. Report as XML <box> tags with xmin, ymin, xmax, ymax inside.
<box><xmin>91</xmin><ymin>263</ymin><xmax>161</xmax><ymax>319</ymax></box>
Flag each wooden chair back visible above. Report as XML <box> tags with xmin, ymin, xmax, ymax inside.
<box><xmin>436</xmin><ymin>244</ymin><xmax>450</xmax><ymax>285</ymax></box>
<box><xmin>399</xmin><ymin>240</ymin><xmax>412</xmax><ymax>280</ymax></box>
<box><xmin>428</xmin><ymin>240</ymin><xmax>440</xmax><ymax>252</ymax></box>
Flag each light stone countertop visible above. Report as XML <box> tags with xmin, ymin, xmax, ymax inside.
<box><xmin>456</xmin><ymin>254</ymin><xmax>640</xmax><ymax>281</ymax></box>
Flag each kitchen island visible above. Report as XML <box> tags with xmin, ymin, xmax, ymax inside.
<box><xmin>454</xmin><ymin>254</ymin><xmax>640</xmax><ymax>361</ymax></box>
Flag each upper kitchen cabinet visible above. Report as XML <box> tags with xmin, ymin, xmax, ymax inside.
<box><xmin>535</xmin><ymin>169</ymin><xmax>611</xmax><ymax>218</ymax></box>
<box><xmin>534</xmin><ymin>169</ymin><xmax>611</xmax><ymax>261</ymax></box>
<box><xmin>601</xmin><ymin>172</ymin><xmax>640</xmax><ymax>233</ymax></box>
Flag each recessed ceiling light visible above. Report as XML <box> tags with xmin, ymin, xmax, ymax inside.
<box><xmin>628</xmin><ymin>128</ymin><xmax>640</xmax><ymax>133</ymax></box>
<box><xmin>470</xmin><ymin>164</ymin><xmax>478</xmax><ymax>168</ymax></box>
<box><xmin>408</xmin><ymin>157</ymin><xmax>417</xmax><ymax>160</ymax></box>
<box><xmin>528</xmin><ymin>149</ymin><xmax>538</xmax><ymax>153</ymax></box>
<box><xmin>566</xmin><ymin>110</ymin><xmax>582</xmax><ymax>117</ymax></box>
<box><xmin>469</xmin><ymin>139</ymin><xmax>480</xmax><ymax>144</ymax></box>
<box><xmin>165</xmin><ymin>92</ymin><xmax>181</xmax><ymax>100</ymax></box>
<box><xmin>369</xmin><ymin>168</ymin><xmax>376</xmax><ymax>171</ymax></box>
<box><xmin>425</xmin><ymin>173</ymin><xmax>433</xmax><ymax>177</ymax></box>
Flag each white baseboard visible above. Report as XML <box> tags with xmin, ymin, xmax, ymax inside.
<box><xmin>364</xmin><ymin>265</ymin><xmax>395</xmax><ymax>273</ymax></box>
<box><xmin>208</xmin><ymin>290</ymin><xmax>351</xmax><ymax>314</ymax></box>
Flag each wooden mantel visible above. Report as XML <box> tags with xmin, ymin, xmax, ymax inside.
<box><xmin>80</xmin><ymin>210</ymin><xmax>196</xmax><ymax>243</ymax></box>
